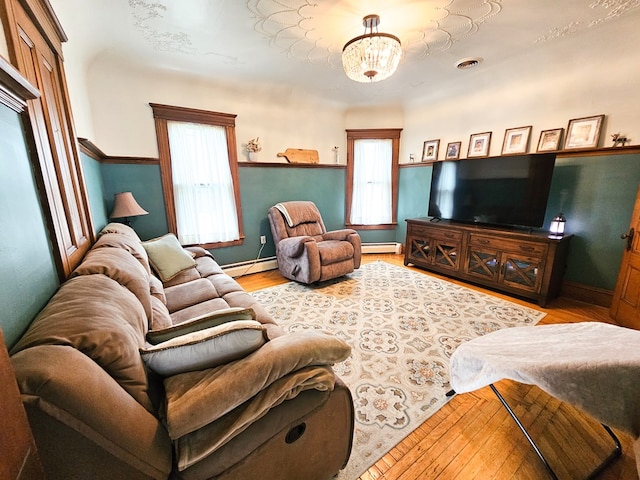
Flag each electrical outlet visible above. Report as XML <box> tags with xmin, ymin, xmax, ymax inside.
<box><xmin>260</xmin><ymin>235</ymin><xmax>267</xmax><ymax>245</ymax></box>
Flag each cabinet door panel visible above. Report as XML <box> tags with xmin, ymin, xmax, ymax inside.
<box><xmin>501</xmin><ymin>254</ymin><xmax>543</xmax><ymax>293</ymax></box>
<box><xmin>433</xmin><ymin>242</ymin><xmax>460</xmax><ymax>270</ymax></box>
<box><xmin>466</xmin><ymin>248</ymin><xmax>500</xmax><ymax>281</ymax></box>
<box><xmin>407</xmin><ymin>237</ymin><xmax>430</xmax><ymax>263</ymax></box>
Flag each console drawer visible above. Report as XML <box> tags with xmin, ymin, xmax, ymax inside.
<box><xmin>469</xmin><ymin>235</ymin><xmax>547</xmax><ymax>256</ymax></box>
<box><xmin>410</xmin><ymin>224</ymin><xmax>462</xmax><ymax>242</ymax></box>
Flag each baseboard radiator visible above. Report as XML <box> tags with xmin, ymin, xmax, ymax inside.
<box><xmin>361</xmin><ymin>242</ymin><xmax>403</xmax><ymax>254</ymax></box>
<box><xmin>223</xmin><ymin>256</ymin><xmax>278</xmax><ymax>278</ymax></box>
<box><xmin>223</xmin><ymin>243</ymin><xmax>402</xmax><ymax>278</ymax></box>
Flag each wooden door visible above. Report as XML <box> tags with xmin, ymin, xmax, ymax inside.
<box><xmin>3</xmin><ymin>0</ymin><xmax>93</xmax><ymax>279</ymax></box>
<box><xmin>610</xmin><ymin>185</ymin><xmax>640</xmax><ymax>329</ymax></box>
<box><xmin>0</xmin><ymin>329</ymin><xmax>45</xmax><ymax>479</ymax></box>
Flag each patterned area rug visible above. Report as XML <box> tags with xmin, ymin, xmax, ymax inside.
<box><xmin>251</xmin><ymin>261</ymin><xmax>546</xmax><ymax>479</ymax></box>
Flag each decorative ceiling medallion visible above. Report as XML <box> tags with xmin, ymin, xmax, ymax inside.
<box><xmin>129</xmin><ymin>0</ymin><xmax>195</xmax><ymax>53</ymax></box>
<box><xmin>128</xmin><ymin>0</ymin><xmax>241</xmax><ymax>64</ymax></box>
<box><xmin>535</xmin><ymin>0</ymin><xmax>640</xmax><ymax>42</ymax></box>
<box><xmin>246</xmin><ymin>0</ymin><xmax>502</xmax><ymax>69</ymax></box>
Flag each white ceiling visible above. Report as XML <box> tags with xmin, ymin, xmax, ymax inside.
<box><xmin>49</xmin><ymin>0</ymin><xmax>640</xmax><ymax>107</ymax></box>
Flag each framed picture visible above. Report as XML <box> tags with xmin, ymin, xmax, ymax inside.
<box><xmin>501</xmin><ymin>126</ymin><xmax>532</xmax><ymax>155</ymax></box>
<box><xmin>445</xmin><ymin>141</ymin><xmax>461</xmax><ymax>160</ymax></box>
<box><xmin>537</xmin><ymin>128</ymin><xmax>563</xmax><ymax>152</ymax></box>
<box><xmin>422</xmin><ymin>139</ymin><xmax>440</xmax><ymax>162</ymax></box>
<box><xmin>468</xmin><ymin>132</ymin><xmax>491</xmax><ymax>158</ymax></box>
<box><xmin>564</xmin><ymin>114</ymin><xmax>605</xmax><ymax>149</ymax></box>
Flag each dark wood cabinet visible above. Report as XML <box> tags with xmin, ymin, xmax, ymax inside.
<box><xmin>405</xmin><ymin>218</ymin><xmax>572</xmax><ymax>306</ymax></box>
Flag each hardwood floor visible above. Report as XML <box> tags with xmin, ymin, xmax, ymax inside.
<box><xmin>235</xmin><ymin>254</ymin><xmax>638</xmax><ymax>480</ymax></box>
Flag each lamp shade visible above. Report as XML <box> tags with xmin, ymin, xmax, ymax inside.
<box><xmin>342</xmin><ymin>14</ymin><xmax>402</xmax><ymax>83</ymax></box>
<box><xmin>110</xmin><ymin>192</ymin><xmax>148</xmax><ymax>220</ymax></box>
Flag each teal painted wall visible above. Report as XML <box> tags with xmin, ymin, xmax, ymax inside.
<box><xmin>0</xmin><ymin>106</ymin><xmax>59</xmax><ymax>348</ymax></box>
<box><xmin>4</xmin><ymin>140</ymin><xmax>634</xmax><ymax>347</ymax></box>
<box><xmin>545</xmin><ymin>154</ymin><xmax>640</xmax><ymax>289</ymax></box>
<box><xmin>101</xmin><ymin>163</ymin><xmax>168</xmax><ymax>240</ymax></box>
<box><xmin>396</xmin><ymin>165</ymin><xmax>432</xmax><ymax>245</ymax></box>
<box><xmin>214</xmin><ymin>166</ymin><xmax>349</xmax><ymax>264</ymax></box>
<box><xmin>80</xmin><ymin>152</ymin><xmax>109</xmax><ymax>234</ymax></box>
<box><xmin>96</xmin><ymin>156</ymin><xmax>640</xmax><ymax>290</ymax></box>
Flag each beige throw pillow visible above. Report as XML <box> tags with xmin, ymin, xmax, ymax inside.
<box><xmin>142</xmin><ymin>234</ymin><xmax>196</xmax><ymax>282</ymax></box>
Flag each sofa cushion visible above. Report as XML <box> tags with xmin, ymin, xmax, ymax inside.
<box><xmin>164</xmin><ymin>278</ymin><xmax>218</xmax><ymax>313</ymax></box>
<box><xmin>147</xmin><ymin>307</ymin><xmax>256</xmax><ymax>344</ymax></box>
<box><xmin>151</xmin><ymin>296</ymin><xmax>173</xmax><ymax>331</ymax></box>
<box><xmin>92</xmin><ymin>232</ymin><xmax>151</xmax><ymax>274</ymax></box>
<box><xmin>71</xmin><ymin>247</ymin><xmax>153</xmax><ymax>325</ymax></box>
<box><xmin>142</xmin><ymin>234</ymin><xmax>196</xmax><ymax>282</ymax></box>
<box><xmin>149</xmin><ymin>275</ymin><xmax>167</xmax><ymax>304</ymax></box>
<box><xmin>140</xmin><ymin>320</ymin><xmax>267</xmax><ymax>376</ymax></box>
<box><xmin>317</xmin><ymin>240</ymin><xmax>354</xmax><ymax>265</ymax></box>
<box><xmin>10</xmin><ymin>274</ymin><xmax>154</xmax><ymax>412</ymax></box>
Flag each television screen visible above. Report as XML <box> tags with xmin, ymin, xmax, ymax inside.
<box><xmin>428</xmin><ymin>153</ymin><xmax>556</xmax><ymax>229</ymax></box>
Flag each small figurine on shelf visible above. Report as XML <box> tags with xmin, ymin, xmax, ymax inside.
<box><xmin>611</xmin><ymin>133</ymin><xmax>628</xmax><ymax>147</ymax></box>
<box><xmin>332</xmin><ymin>145</ymin><xmax>340</xmax><ymax>164</ymax></box>
<box><xmin>246</xmin><ymin>137</ymin><xmax>262</xmax><ymax>161</ymax></box>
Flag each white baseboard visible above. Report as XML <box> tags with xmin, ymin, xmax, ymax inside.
<box><xmin>223</xmin><ymin>257</ymin><xmax>278</xmax><ymax>278</ymax></box>
<box><xmin>361</xmin><ymin>242</ymin><xmax>403</xmax><ymax>254</ymax></box>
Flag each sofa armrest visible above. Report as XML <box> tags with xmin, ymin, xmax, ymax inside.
<box><xmin>11</xmin><ymin>345</ymin><xmax>172</xmax><ymax>479</ymax></box>
<box><xmin>321</xmin><ymin>229</ymin><xmax>358</xmax><ymax>241</ymax></box>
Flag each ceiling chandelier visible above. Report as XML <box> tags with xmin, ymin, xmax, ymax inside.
<box><xmin>342</xmin><ymin>14</ymin><xmax>402</xmax><ymax>83</ymax></box>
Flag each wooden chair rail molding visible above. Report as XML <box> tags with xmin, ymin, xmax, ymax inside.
<box><xmin>78</xmin><ymin>139</ymin><xmax>639</xmax><ymax>168</ymax></box>
<box><xmin>78</xmin><ymin>138</ymin><xmax>159</xmax><ymax>165</ymax></box>
<box><xmin>77</xmin><ymin>139</ymin><xmax>346</xmax><ymax>167</ymax></box>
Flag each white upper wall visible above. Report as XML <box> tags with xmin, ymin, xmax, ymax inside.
<box><xmin>56</xmin><ymin>5</ymin><xmax>640</xmax><ymax>166</ymax></box>
<box><xmin>85</xmin><ymin>55</ymin><xmax>347</xmax><ymax>164</ymax></box>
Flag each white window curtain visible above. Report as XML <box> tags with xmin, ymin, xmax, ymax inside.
<box><xmin>350</xmin><ymin>139</ymin><xmax>393</xmax><ymax>225</ymax></box>
<box><xmin>167</xmin><ymin>121</ymin><xmax>239</xmax><ymax>244</ymax></box>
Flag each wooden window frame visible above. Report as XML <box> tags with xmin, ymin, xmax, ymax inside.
<box><xmin>150</xmin><ymin>103</ymin><xmax>244</xmax><ymax>249</ymax></box>
<box><xmin>345</xmin><ymin>128</ymin><xmax>402</xmax><ymax>230</ymax></box>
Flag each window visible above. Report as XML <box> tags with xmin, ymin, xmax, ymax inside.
<box><xmin>345</xmin><ymin>129</ymin><xmax>401</xmax><ymax>230</ymax></box>
<box><xmin>151</xmin><ymin>103</ymin><xmax>244</xmax><ymax>248</ymax></box>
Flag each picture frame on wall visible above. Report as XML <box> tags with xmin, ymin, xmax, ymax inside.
<box><xmin>422</xmin><ymin>139</ymin><xmax>440</xmax><ymax>162</ymax></box>
<box><xmin>537</xmin><ymin>128</ymin><xmax>564</xmax><ymax>152</ymax></box>
<box><xmin>501</xmin><ymin>126</ymin><xmax>532</xmax><ymax>155</ymax></box>
<box><xmin>445</xmin><ymin>141</ymin><xmax>461</xmax><ymax>160</ymax></box>
<box><xmin>564</xmin><ymin>114</ymin><xmax>605</xmax><ymax>149</ymax></box>
<box><xmin>468</xmin><ymin>132</ymin><xmax>491</xmax><ymax>157</ymax></box>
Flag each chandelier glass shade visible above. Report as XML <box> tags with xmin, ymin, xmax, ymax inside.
<box><xmin>342</xmin><ymin>14</ymin><xmax>402</xmax><ymax>83</ymax></box>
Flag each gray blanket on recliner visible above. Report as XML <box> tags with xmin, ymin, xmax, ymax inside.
<box><xmin>449</xmin><ymin>322</ymin><xmax>640</xmax><ymax>476</ymax></box>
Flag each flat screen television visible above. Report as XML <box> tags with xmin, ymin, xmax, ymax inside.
<box><xmin>428</xmin><ymin>153</ymin><xmax>556</xmax><ymax>229</ymax></box>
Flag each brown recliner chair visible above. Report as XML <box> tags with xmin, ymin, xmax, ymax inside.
<box><xmin>268</xmin><ymin>201</ymin><xmax>362</xmax><ymax>284</ymax></box>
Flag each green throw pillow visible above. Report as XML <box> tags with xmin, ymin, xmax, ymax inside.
<box><xmin>142</xmin><ymin>234</ymin><xmax>196</xmax><ymax>282</ymax></box>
